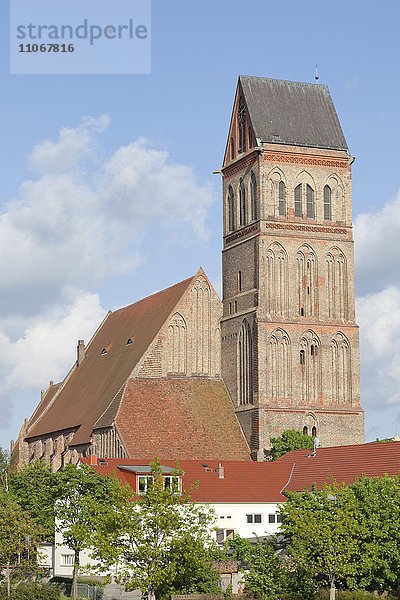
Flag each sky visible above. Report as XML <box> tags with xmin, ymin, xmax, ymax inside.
<box><xmin>0</xmin><ymin>0</ymin><xmax>400</xmax><ymax>448</ymax></box>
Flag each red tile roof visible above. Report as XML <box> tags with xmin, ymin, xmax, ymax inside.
<box><xmin>115</xmin><ymin>378</ymin><xmax>250</xmax><ymax>462</ymax></box>
<box><xmin>82</xmin><ymin>457</ymin><xmax>294</xmax><ymax>503</ymax></box>
<box><xmin>279</xmin><ymin>441</ymin><xmax>400</xmax><ymax>492</ymax></box>
<box><xmin>83</xmin><ymin>442</ymin><xmax>400</xmax><ymax>504</ymax></box>
<box><xmin>27</xmin><ymin>276</ymin><xmax>196</xmax><ymax>445</ymax></box>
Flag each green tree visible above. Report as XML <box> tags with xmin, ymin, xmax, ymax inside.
<box><xmin>346</xmin><ymin>475</ymin><xmax>400</xmax><ymax>593</ymax></box>
<box><xmin>224</xmin><ymin>535</ymin><xmax>284</xmax><ymax>599</ymax></box>
<box><xmin>94</xmin><ymin>459</ymin><xmax>218</xmax><ymax>600</ymax></box>
<box><xmin>281</xmin><ymin>484</ymin><xmax>359</xmax><ymax>600</ymax></box>
<box><xmin>0</xmin><ymin>489</ymin><xmax>42</xmax><ymax>599</ymax></box>
<box><xmin>9</xmin><ymin>460</ymin><xmax>59</xmax><ymax>540</ymax></box>
<box><xmin>55</xmin><ymin>463</ymin><xmax>131</xmax><ymax>600</ymax></box>
<box><xmin>269</xmin><ymin>429</ymin><xmax>314</xmax><ymax>460</ymax></box>
<box><xmin>0</xmin><ymin>446</ymin><xmax>10</xmax><ymax>492</ymax></box>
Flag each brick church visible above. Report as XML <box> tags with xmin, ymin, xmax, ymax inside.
<box><xmin>12</xmin><ymin>76</ymin><xmax>364</xmax><ymax>469</ymax></box>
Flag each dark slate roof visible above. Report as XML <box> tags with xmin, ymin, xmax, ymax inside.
<box><xmin>239</xmin><ymin>76</ymin><xmax>348</xmax><ymax>151</ymax></box>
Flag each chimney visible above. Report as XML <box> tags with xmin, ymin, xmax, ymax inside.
<box><xmin>89</xmin><ymin>454</ymin><xmax>98</xmax><ymax>466</ymax></box>
<box><xmin>77</xmin><ymin>340</ymin><xmax>86</xmax><ymax>366</ymax></box>
<box><xmin>216</xmin><ymin>463</ymin><xmax>224</xmax><ymax>479</ymax></box>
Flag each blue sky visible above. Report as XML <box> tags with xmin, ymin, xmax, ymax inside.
<box><xmin>1</xmin><ymin>0</ymin><xmax>400</xmax><ymax>448</ymax></box>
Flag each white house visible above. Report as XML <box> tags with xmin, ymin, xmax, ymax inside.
<box><xmin>50</xmin><ymin>456</ymin><xmax>293</xmax><ymax>577</ymax></box>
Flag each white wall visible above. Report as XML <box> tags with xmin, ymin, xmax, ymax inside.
<box><xmin>50</xmin><ymin>501</ymin><xmax>283</xmax><ymax>576</ymax></box>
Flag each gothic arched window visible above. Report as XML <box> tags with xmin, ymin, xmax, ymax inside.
<box><xmin>238</xmin><ymin>320</ymin><xmax>253</xmax><ymax>405</ymax></box>
<box><xmin>238</xmin><ymin>98</ymin><xmax>247</xmax><ymax>153</ymax></box>
<box><xmin>239</xmin><ymin>179</ymin><xmax>247</xmax><ymax>226</ymax></box>
<box><xmin>227</xmin><ymin>185</ymin><xmax>235</xmax><ymax>232</ymax></box>
<box><xmin>330</xmin><ymin>333</ymin><xmax>352</xmax><ymax>404</ymax></box>
<box><xmin>300</xmin><ymin>331</ymin><xmax>321</xmax><ymax>404</ymax></box>
<box><xmin>327</xmin><ymin>247</ymin><xmax>348</xmax><ymax>321</ymax></box>
<box><xmin>268</xmin><ymin>329</ymin><xmax>291</xmax><ymax>401</ymax></box>
<box><xmin>250</xmin><ymin>172</ymin><xmax>258</xmax><ymax>221</ymax></box>
<box><xmin>296</xmin><ymin>245</ymin><xmax>318</xmax><ymax>317</ymax></box>
<box><xmin>266</xmin><ymin>242</ymin><xmax>289</xmax><ymax>317</ymax></box>
<box><xmin>278</xmin><ymin>181</ymin><xmax>286</xmax><ymax>216</ymax></box>
<box><xmin>324</xmin><ymin>185</ymin><xmax>332</xmax><ymax>220</ymax></box>
<box><xmin>306</xmin><ymin>184</ymin><xmax>315</xmax><ymax>219</ymax></box>
<box><xmin>295</xmin><ymin>184</ymin><xmax>302</xmax><ymax>217</ymax></box>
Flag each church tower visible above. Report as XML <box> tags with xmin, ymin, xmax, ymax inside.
<box><xmin>220</xmin><ymin>76</ymin><xmax>364</xmax><ymax>460</ymax></box>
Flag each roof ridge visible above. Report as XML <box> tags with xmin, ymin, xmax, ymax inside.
<box><xmin>112</xmin><ymin>274</ymin><xmax>196</xmax><ymax>315</ymax></box>
<box><xmin>239</xmin><ymin>74</ymin><xmax>328</xmax><ymax>90</ymax></box>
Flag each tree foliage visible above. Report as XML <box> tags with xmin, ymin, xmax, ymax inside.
<box><xmin>10</xmin><ymin>460</ymin><xmax>59</xmax><ymax>540</ymax></box>
<box><xmin>269</xmin><ymin>429</ymin><xmax>314</xmax><ymax>460</ymax></box>
<box><xmin>55</xmin><ymin>463</ymin><xmax>132</xmax><ymax>600</ymax></box>
<box><xmin>0</xmin><ymin>489</ymin><xmax>42</xmax><ymax>598</ymax></box>
<box><xmin>280</xmin><ymin>476</ymin><xmax>400</xmax><ymax>596</ymax></box>
<box><xmin>224</xmin><ymin>536</ymin><xmax>284</xmax><ymax>599</ymax></box>
<box><xmin>281</xmin><ymin>484</ymin><xmax>358</xmax><ymax>596</ymax></box>
<box><xmin>93</xmin><ymin>458</ymin><xmax>219</xmax><ymax>600</ymax></box>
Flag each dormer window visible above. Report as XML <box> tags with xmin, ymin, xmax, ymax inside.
<box><xmin>137</xmin><ymin>474</ymin><xmax>181</xmax><ymax>495</ymax></box>
<box><xmin>126</xmin><ymin>338</ymin><xmax>133</xmax><ymax>346</ymax></box>
<box><xmin>138</xmin><ymin>475</ymin><xmax>153</xmax><ymax>494</ymax></box>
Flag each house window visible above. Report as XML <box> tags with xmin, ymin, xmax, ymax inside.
<box><xmin>303</xmin><ymin>426</ymin><xmax>309</xmax><ymax>436</ymax></box>
<box><xmin>61</xmin><ymin>554</ymin><xmax>74</xmax><ymax>567</ymax></box>
<box><xmin>324</xmin><ymin>185</ymin><xmax>332</xmax><ymax>220</ymax></box>
<box><xmin>163</xmin><ymin>476</ymin><xmax>180</xmax><ymax>493</ymax></box>
<box><xmin>278</xmin><ymin>181</ymin><xmax>286</xmax><ymax>216</ymax></box>
<box><xmin>230</xmin><ymin>137</ymin><xmax>235</xmax><ymax>160</ymax></box>
<box><xmin>300</xmin><ymin>349</ymin><xmax>305</xmax><ymax>365</ymax></box>
<box><xmin>295</xmin><ymin>184</ymin><xmax>302</xmax><ymax>217</ymax></box>
<box><xmin>276</xmin><ymin>513</ymin><xmax>282</xmax><ymax>524</ymax></box>
<box><xmin>246</xmin><ymin>514</ymin><xmax>262</xmax><ymax>524</ymax></box>
<box><xmin>216</xmin><ymin>529</ymin><xmax>235</xmax><ymax>545</ymax></box>
<box><xmin>312</xmin><ymin>426</ymin><xmax>317</xmax><ymax>437</ymax></box>
<box><xmin>268</xmin><ymin>514</ymin><xmax>276</xmax><ymax>524</ymax></box>
<box><xmin>306</xmin><ymin>184</ymin><xmax>315</xmax><ymax>219</ymax></box>
<box><xmin>237</xmin><ymin>271</ymin><xmax>242</xmax><ymax>292</ymax></box>
<box><xmin>137</xmin><ymin>475</ymin><xmax>153</xmax><ymax>495</ymax></box>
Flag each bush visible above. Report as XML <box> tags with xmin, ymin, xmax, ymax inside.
<box><xmin>0</xmin><ymin>582</ymin><xmax>62</xmax><ymax>599</ymax></box>
<box><xmin>317</xmin><ymin>590</ymin><xmax>398</xmax><ymax>600</ymax></box>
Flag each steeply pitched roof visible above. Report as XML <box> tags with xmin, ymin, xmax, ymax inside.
<box><xmin>26</xmin><ymin>275</ymin><xmax>196</xmax><ymax>445</ymax></box>
<box><xmin>279</xmin><ymin>441</ymin><xmax>400</xmax><ymax>492</ymax></box>
<box><xmin>115</xmin><ymin>378</ymin><xmax>250</xmax><ymax>461</ymax></box>
<box><xmin>239</xmin><ymin>76</ymin><xmax>348</xmax><ymax>151</ymax></box>
<box><xmin>83</xmin><ymin>458</ymin><xmax>292</xmax><ymax>503</ymax></box>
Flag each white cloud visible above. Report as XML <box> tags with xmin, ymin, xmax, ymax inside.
<box><xmin>354</xmin><ymin>189</ymin><xmax>400</xmax><ymax>295</ymax></box>
<box><xmin>0</xmin><ymin>290</ymin><xmax>106</xmax><ymax>434</ymax></box>
<box><xmin>0</xmin><ymin>119</ymin><xmax>214</xmax><ymax>316</ymax></box>
<box><xmin>357</xmin><ymin>286</ymin><xmax>400</xmax><ymax>409</ymax></box>
<box><xmin>29</xmin><ymin>114</ymin><xmax>111</xmax><ymax>174</ymax></box>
